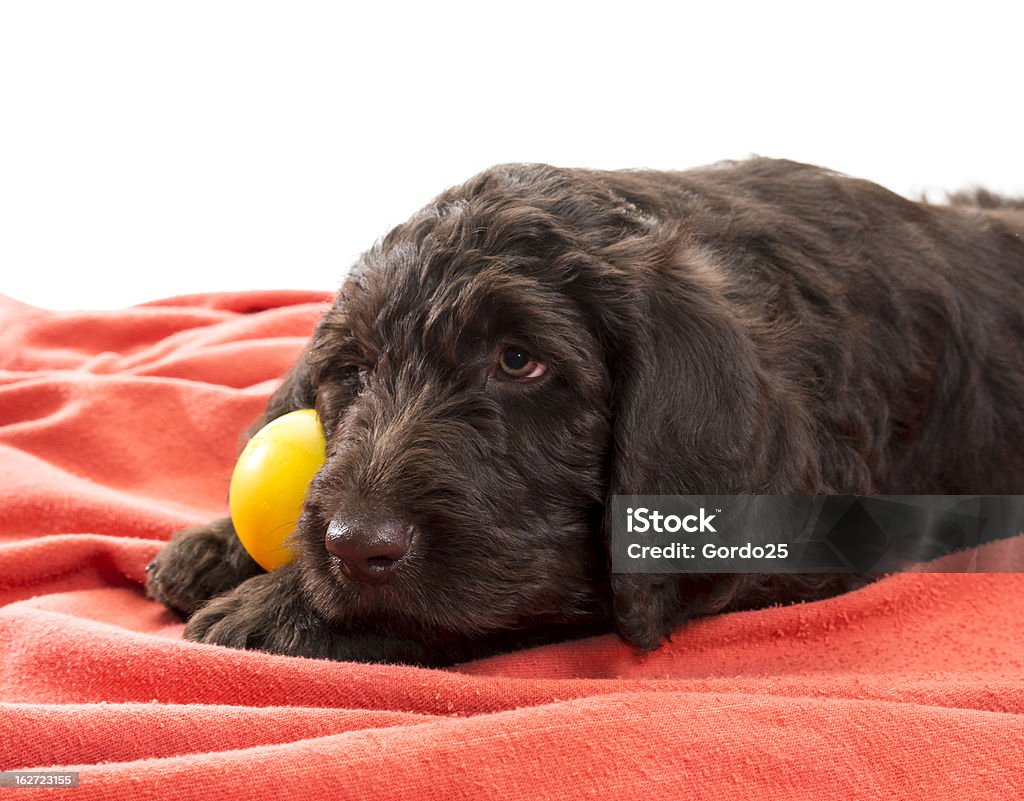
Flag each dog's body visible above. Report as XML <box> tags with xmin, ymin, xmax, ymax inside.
<box><xmin>147</xmin><ymin>158</ymin><xmax>1024</xmax><ymax>665</ymax></box>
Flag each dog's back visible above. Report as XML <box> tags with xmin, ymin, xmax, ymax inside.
<box><xmin>579</xmin><ymin>159</ymin><xmax>1024</xmax><ymax>494</ymax></box>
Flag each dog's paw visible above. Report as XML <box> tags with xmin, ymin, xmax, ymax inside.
<box><xmin>146</xmin><ymin>518</ymin><xmax>262</xmax><ymax>617</ymax></box>
<box><xmin>183</xmin><ymin>581</ymin><xmax>266</xmax><ymax>650</ymax></box>
<box><xmin>184</xmin><ymin>570</ymin><xmax>334</xmax><ymax>658</ymax></box>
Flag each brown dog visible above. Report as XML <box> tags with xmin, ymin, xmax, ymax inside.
<box><xmin>146</xmin><ymin>158</ymin><xmax>1024</xmax><ymax>665</ymax></box>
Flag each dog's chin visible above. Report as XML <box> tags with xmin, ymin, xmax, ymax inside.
<box><xmin>292</xmin><ymin>548</ymin><xmax>514</xmax><ymax>641</ymax></box>
<box><xmin>294</xmin><ymin>549</ymin><xmax>600</xmax><ymax>652</ymax></box>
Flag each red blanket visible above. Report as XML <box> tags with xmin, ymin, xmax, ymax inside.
<box><xmin>2</xmin><ymin>291</ymin><xmax>1022</xmax><ymax>800</ymax></box>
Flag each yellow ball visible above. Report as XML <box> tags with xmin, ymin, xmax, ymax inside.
<box><xmin>229</xmin><ymin>409</ymin><xmax>326</xmax><ymax>571</ymax></box>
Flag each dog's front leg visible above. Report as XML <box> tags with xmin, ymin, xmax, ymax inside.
<box><xmin>146</xmin><ymin>517</ymin><xmax>263</xmax><ymax>617</ymax></box>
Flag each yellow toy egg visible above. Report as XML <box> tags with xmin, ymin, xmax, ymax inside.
<box><xmin>229</xmin><ymin>409</ymin><xmax>326</xmax><ymax>571</ymax></box>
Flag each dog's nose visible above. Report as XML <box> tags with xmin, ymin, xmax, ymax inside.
<box><xmin>325</xmin><ymin>519</ymin><xmax>414</xmax><ymax>584</ymax></box>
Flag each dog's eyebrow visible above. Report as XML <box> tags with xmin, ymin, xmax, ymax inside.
<box><xmin>307</xmin><ymin>333</ymin><xmax>363</xmax><ymax>378</ymax></box>
<box><xmin>414</xmin><ymin>266</ymin><xmax>548</xmax><ymax>353</ymax></box>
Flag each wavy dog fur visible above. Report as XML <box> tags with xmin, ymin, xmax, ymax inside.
<box><xmin>147</xmin><ymin>158</ymin><xmax>1024</xmax><ymax>664</ymax></box>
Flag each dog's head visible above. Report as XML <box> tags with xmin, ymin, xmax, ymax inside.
<box><xmin>289</xmin><ymin>164</ymin><xmax>817</xmax><ymax>658</ymax></box>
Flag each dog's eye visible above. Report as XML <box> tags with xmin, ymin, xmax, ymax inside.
<box><xmin>498</xmin><ymin>347</ymin><xmax>546</xmax><ymax>380</ymax></box>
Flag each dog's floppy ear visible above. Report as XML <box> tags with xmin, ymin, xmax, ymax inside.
<box><xmin>602</xmin><ymin>251</ymin><xmax>812</xmax><ymax>650</ymax></box>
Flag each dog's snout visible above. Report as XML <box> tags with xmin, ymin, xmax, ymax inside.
<box><xmin>325</xmin><ymin>519</ymin><xmax>414</xmax><ymax>584</ymax></box>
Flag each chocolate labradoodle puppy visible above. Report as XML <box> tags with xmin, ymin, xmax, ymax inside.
<box><xmin>147</xmin><ymin>158</ymin><xmax>1024</xmax><ymax>665</ymax></box>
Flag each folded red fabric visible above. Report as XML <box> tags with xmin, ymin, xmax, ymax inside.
<box><xmin>1</xmin><ymin>291</ymin><xmax>1022</xmax><ymax>800</ymax></box>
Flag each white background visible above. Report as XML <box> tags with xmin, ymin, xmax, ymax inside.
<box><xmin>1</xmin><ymin>1</ymin><xmax>1021</xmax><ymax>310</ymax></box>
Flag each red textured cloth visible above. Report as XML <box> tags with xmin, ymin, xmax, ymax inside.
<box><xmin>1</xmin><ymin>291</ymin><xmax>1023</xmax><ymax>800</ymax></box>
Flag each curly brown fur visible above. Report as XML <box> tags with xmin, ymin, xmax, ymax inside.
<box><xmin>147</xmin><ymin>158</ymin><xmax>1024</xmax><ymax>665</ymax></box>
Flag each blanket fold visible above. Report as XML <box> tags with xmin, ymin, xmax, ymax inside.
<box><xmin>1</xmin><ymin>291</ymin><xmax>1022</xmax><ymax>800</ymax></box>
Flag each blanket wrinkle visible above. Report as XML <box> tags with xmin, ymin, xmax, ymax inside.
<box><xmin>1</xmin><ymin>291</ymin><xmax>1022</xmax><ymax>799</ymax></box>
